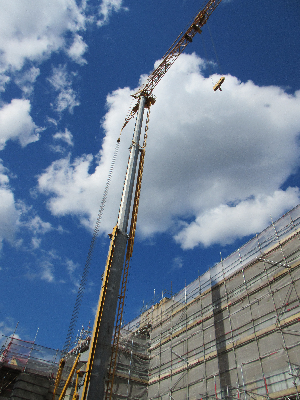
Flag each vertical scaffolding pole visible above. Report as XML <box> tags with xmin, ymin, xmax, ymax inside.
<box><xmin>238</xmin><ymin>247</ymin><xmax>265</xmax><ymax>390</ymax></box>
<box><xmin>240</xmin><ymin>364</ymin><xmax>246</xmax><ymax>400</ymax></box>
<box><xmin>220</xmin><ymin>253</ymin><xmax>240</xmax><ymax>393</ymax></box>
<box><xmin>199</xmin><ymin>274</ymin><xmax>207</xmax><ymax>398</ymax></box>
<box><xmin>271</xmin><ymin>219</ymin><xmax>300</xmax><ymax>399</ymax></box>
<box><xmin>81</xmin><ymin>96</ymin><xmax>146</xmax><ymax>400</ymax></box>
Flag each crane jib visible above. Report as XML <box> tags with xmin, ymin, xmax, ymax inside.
<box><xmin>121</xmin><ymin>0</ymin><xmax>223</xmax><ymax>131</ymax></box>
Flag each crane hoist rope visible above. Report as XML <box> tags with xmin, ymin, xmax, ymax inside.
<box><xmin>62</xmin><ymin>139</ymin><xmax>121</xmax><ymax>354</ymax></box>
<box><xmin>207</xmin><ymin>22</ymin><xmax>223</xmax><ymax>76</ymax></box>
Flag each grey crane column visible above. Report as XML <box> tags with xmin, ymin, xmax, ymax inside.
<box><xmin>85</xmin><ymin>96</ymin><xmax>146</xmax><ymax>400</ymax></box>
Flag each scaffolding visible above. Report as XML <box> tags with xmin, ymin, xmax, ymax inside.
<box><xmin>2</xmin><ymin>205</ymin><xmax>300</xmax><ymax>400</ymax></box>
<box><xmin>0</xmin><ymin>336</ymin><xmax>79</xmax><ymax>399</ymax></box>
<box><xmin>107</xmin><ymin>327</ymin><xmax>150</xmax><ymax>399</ymax></box>
<box><xmin>121</xmin><ymin>204</ymin><xmax>300</xmax><ymax>400</ymax></box>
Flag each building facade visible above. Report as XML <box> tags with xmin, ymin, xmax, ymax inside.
<box><xmin>118</xmin><ymin>205</ymin><xmax>300</xmax><ymax>400</ymax></box>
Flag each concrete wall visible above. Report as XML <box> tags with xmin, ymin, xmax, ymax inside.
<box><xmin>10</xmin><ymin>373</ymin><xmax>52</xmax><ymax>400</ymax></box>
<box><xmin>143</xmin><ymin>228</ymin><xmax>300</xmax><ymax>399</ymax></box>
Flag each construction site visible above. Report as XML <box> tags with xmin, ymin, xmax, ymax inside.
<box><xmin>1</xmin><ymin>0</ymin><xmax>299</xmax><ymax>399</ymax></box>
<box><xmin>1</xmin><ymin>205</ymin><xmax>300</xmax><ymax>400</ymax></box>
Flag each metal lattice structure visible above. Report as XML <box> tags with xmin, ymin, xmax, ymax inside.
<box><xmin>122</xmin><ymin>0</ymin><xmax>223</xmax><ymax>130</ymax></box>
<box><xmin>108</xmin><ymin>205</ymin><xmax>300</xmax><ymax>400</ymax></box>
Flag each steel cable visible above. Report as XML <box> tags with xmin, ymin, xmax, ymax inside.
<box><xmin>63</xmin><ymin>139</ymin><xmax>120</xmax><ymax>354</ymax></box>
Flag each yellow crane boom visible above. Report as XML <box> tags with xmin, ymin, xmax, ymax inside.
<box><xmin>122</xmin><ymin>0</ymin><xmax>224</xmax><ymax>131</ymax></box>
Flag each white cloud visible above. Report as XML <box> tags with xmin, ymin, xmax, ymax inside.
<box><xmin>0</xmin><ymin>75</ymin><xmax>10</xmax><ymax>92</ymax></box>
<box><xmin>175</xmin><ymin>188</ymin><xmax>300</xmax><ymax>248</ymax></box>
<box><xmin>53</xmin><ymin>128</ymin><xmax>74</xmax><ymax>146</ymax></box>
<box><xmin>172</xmin><ymin>256</ymin><xmax>183</xmax><ymax>270</ymax></box>
<box><xmin>0</xmin><ymin>99</ymin><xmax>40</xmax><ymax>149</ymax></box>
<box><xmin>26</xmin><ymin>216</ymin><xmax>53</xmax><ymax>236</ymax></box>
<box><xmin>67</xmin><ymin>34</ymin><xmax>88</xmax><ymax>65</ymax></box>
<box><xmin>16</xmin><ymin>208</ymin><xmax>62</xmax><ymax>251</ymax></box>
<box><xmin>38</xmin><ymin>153</ymin><xmax>117</xmax><ymax>231</ymax></box>
<box><xmin>37</xmin><ymin>54</ymin><xmax>300</xmax><ymax>248</ymax></box>
<box><xmin>40</xmin><ymin>260</ymin><xmax>55</xmax><ymax>283</ymax></box>
<box><xmin>38</xmin><ymin>88</ymin><xmax>133</xmax><ymax>233</ymax></box>
<box><xmin>0</xmin><ymin>0</ymin><xmax>86</xmax><ymax>72</ymax></box>
<box><xmin>47</xmin><ymin>117</ymin><xmax>58</xmax><ymax>127</ymax></box>
<box><xmin>65</xmin><ymin>259</ymin><xmax>80</xmax><ymax>290</ymax></box>
<box><xmin>97</xmin><ymin>0</ymin><xmax>128</xmax><ymax>27</ymax></box>
<box><xmin>0</xmin><ymin>188</ymin><xmax>19</xmax><ymax>248</ymax></box>
<box><xmin>0</xmin><ymin>0</ymin><xmax>127</xmax><ymax>73</ymax></box>
<box><xmin>31</xmin><ymin>237</ymin><xmax>42</xmax><ymax>250</ymax></box>
<box><xmin>48</xmin><ymin>65</ymin><xmax>80</xmax><ymax>113</ymax></box>
<box><xmin>24</xmin><ymin>250</ymin><xmax>58</xmax><ymax>282</ymax></box>
<box><xmin>15</xmin><ymin>67</ymin><xmax>40</xmax><ymax>97</ymax></box>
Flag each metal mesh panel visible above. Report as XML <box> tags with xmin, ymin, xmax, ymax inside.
<box><xmin>0</xmin><ymin>337</ymin><xmax>66</xmax><ymax>378</ymax></box>
<box><xmin>145</xmin><ymin>205</ymin><xmax>300</xmax><ymax>400</ymax></box>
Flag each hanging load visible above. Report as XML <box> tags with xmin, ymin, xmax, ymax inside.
<box><xmin>213</xmin><ymin>76</ymin><xmax>225</xmax><ymax>91</ymax></box>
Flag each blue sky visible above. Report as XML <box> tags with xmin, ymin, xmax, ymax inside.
<box><xmin>0</xmin><ymin>0</ymin><xmax>300</xmax><ymax>351</ymax></box>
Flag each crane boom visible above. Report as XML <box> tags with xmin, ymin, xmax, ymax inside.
<box><xmin>121</xmin><ymin>0</ymin><xmax>223</xmax><ymax>130</ymax></box>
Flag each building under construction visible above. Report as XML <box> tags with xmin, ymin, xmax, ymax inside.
<box><xmin>1</xmin><ymin>205</ymin><xmax>300</xmax><ymax>400</ymax></box>
<box><xmin>110</xmin><ymin>204</ymin><xmax>300</xmax><ymax>400</ymax></box>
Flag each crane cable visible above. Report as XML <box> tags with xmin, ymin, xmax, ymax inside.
<box><xmin>200</xmin><ymin>34</ymin><xmax>215</xmax><ymax>86</ymax></box>
<box><xmin>207</xmin><ymin>23</ymin><xmax>223</xmax><ymax>76</ymax></box>
<box><xmin>62</xmin><ymin>136</ymin><xmax>121</xmax><ymax>354</ymax></box>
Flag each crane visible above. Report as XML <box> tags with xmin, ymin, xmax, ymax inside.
<box><xmin>121</xmin><ymin>0</ymin><xmax>225</xmax><ymax>132</ymax></box>
<box><xmin>57</xmin><ymin>1</ymin><xmax>225</xmax><ymax>399</ymax></box>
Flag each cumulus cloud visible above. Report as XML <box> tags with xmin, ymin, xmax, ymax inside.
<box><xmin>38</xmin><ymin>87</ymin><xmax>132</xmax><ymax>231</ymax></box>
<box><xmin>0</xmin><ymin>99</ymin><xmax>40</xmax><ymax>149</ymax></box>
<box><xmin>0</xmin><ymin>0</ymin><xmax>86</xmax><ymax>72</ymax></box>
<box><xmin>0</xmin><ymin>0</ymin><xmax>127</xmax><ymax>73</ymax></box>
<box><xmin>175</xmin><ymin>188</ymin><xmax>300</xmax><ymax>248</ymax></box>
<box><xmin>37</xmin><ymin>53</ymin><xmax>300</xmax><ymax>248</ymax></box>
<box><xmin>38</xmin><ymin>153</ymin><xmax>119</xmax><ymax>231</ymax></box>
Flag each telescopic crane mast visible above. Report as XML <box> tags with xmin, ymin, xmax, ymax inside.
<box><xmin>80</xmin><ymin>0</ymin><xmax>224</xmax><ymax>399</ymax></box>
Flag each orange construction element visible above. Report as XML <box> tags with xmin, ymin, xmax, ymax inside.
<box><xmin>213</xmin><ymin>76</ymin><xmax>225</xmax><ymax>91</ymax></box>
